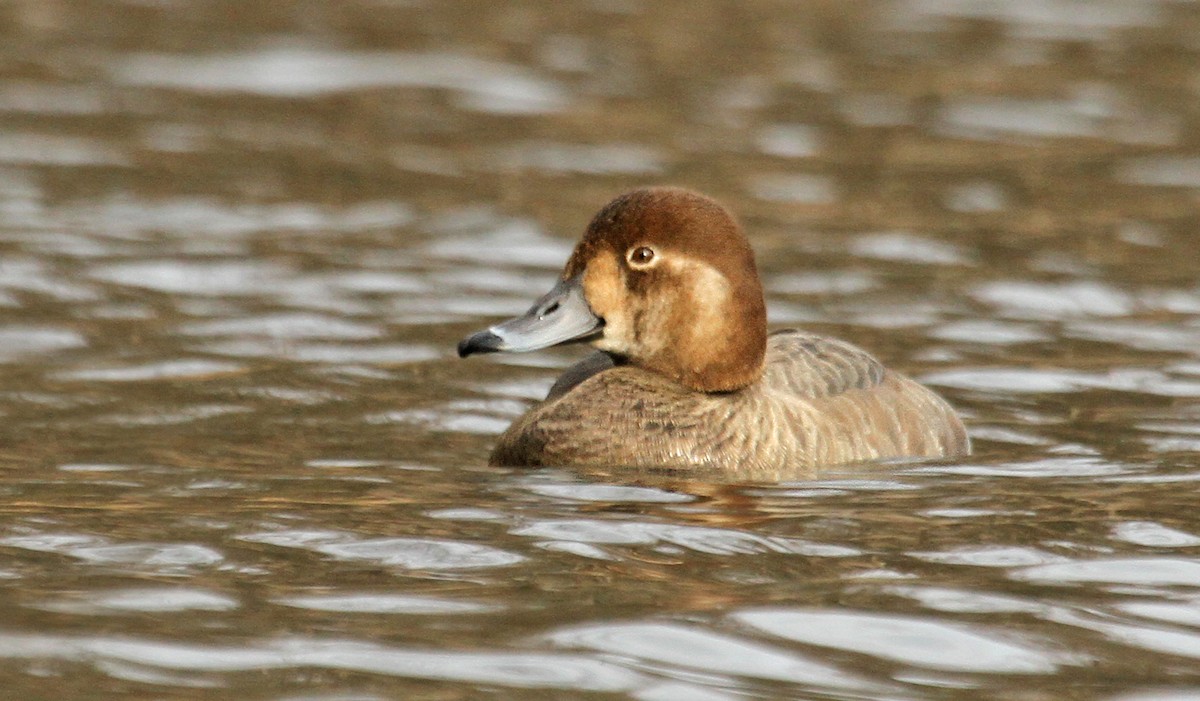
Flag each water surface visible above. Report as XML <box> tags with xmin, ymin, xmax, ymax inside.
<box><xmin>2</xmin><ymin>1</ymin><xmax>1200</xmax><ymax>699</ymax></box>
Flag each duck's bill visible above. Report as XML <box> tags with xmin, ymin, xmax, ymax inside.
<box><xmin>457</xmin><ymin>275</ymin><xmax>604</xmax><ymax>357</ymax></box>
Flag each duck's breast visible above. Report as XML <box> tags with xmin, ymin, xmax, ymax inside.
<box><xmin>489</xmin><ymin>362</ymin><xmax>732</xmax><ymax>467</ymax></box>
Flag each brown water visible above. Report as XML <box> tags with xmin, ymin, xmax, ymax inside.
<box><xmin>2</xmin><ymin>1</ymin><xmax>1200</xmax><ymax>699</ymax></box>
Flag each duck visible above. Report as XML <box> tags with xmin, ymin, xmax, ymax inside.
<box><xmin>458</xmin><ymin>187</ymin><xmax>969</xmax><ymax>470</ymax></box>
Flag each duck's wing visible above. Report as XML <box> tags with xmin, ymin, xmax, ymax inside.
<box><xmin>762</xmin><ymin>329</ymin><xmax>885</xmax><ymax>397</ymax></box>
<box><xmin>761</xmin><ymin>329</ymin><xmax>969</xmax><ymax>464</ymax></box>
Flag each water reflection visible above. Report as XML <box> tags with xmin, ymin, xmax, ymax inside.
<box><xmin>2</xmin><ymin>0</ymin><xmax>1200</xmax><ymax>698</ymax></box>
<box><xmin>241</xmin><ymin>529</ymin><xmax>526</xmax><ymax>570</ymax></box>
<box><xmin>734</xmin><ymin>608</ymin><xmax>1073</xmax><ymax>673</ymax></box>
<box><xmin>549</xmin><ymin>622</ymin><xmax>883</xmax><ymax>693</ymax></box>
<box><xmin>110</xmin><ymin>48</ymin><xmax>569</xmax><ymax>114</ymax></box>
<box><xmin>0</xmin><ymin>633</ymin><xmax>644</xmax><ymax>691</ymax></box>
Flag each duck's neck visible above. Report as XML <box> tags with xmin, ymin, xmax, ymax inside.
<box><xmin>665</xmin><ymin>285</ymin><xmax>767</xmax><ymax>393</ymax></box>
<box><xmin>676</xmin><ymin>331</ymin><xmax>766</xmax><ymax>393</ymax></box>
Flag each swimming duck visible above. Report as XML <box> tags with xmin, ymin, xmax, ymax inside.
<box><xmin>458</xmin><ymin>187</ymin><xmax>969</xmax><ymax>470</ymax></box>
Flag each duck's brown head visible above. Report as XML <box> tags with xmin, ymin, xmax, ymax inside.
<box><xmin>458</xmin><ymin>187</ymin><xmax>768</xmax><ymax>393</ymax></box>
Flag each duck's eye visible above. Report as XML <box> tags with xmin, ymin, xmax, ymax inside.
<box><xmin>626</xmin><ymin>245</ymin><xmax>657</xmax><ymax>268</ymax></box>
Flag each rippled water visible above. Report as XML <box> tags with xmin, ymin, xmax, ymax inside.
<box><xmin>2</xmin><ymin>1</ymin><xmax>1200</xmax><ymax>698</ymax></box>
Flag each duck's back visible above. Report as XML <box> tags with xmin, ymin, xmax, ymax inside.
<box><xmin>752</xmin><ymin>331</ymin><xmax>969</xmax><ymax>467</ymax></box>
<box><xmin>489</xmin><ymin>330</ymin><xmax>968</xmax><ymax>469</ymax></box>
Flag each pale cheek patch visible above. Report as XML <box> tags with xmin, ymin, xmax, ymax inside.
<box><xmin>669</xmin><ymin>257</ymin><xmax>731</xmax><ymax>335</ymax></box>
<box><xmin>582</xmin><ymin>254</ymin><xmax>633</xmax><ymax>354</ymax></box>
<box><xmin>680</xmin><ymin>260</ymin><xmax>731</xmax><ymax>311</ymax></box>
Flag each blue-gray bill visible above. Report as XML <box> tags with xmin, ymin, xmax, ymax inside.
<box><xmin>458</xmin><ymin>275</ymin><xmax>603</xmax><ymax>358</ymax></box>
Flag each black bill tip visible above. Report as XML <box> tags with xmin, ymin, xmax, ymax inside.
<box><xmin>457</xmin><ymin>330</ymin><xmax>504</xmax><ymax>358</ymax></box>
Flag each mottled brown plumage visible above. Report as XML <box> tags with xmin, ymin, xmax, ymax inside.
<box><xmin>490</xmin><ymin>331</ymin><xmax>968</xmax><ymax>470</ymax></box>
<box><xmin>459</xmin><ymin>187</ymin><xmax>970</xmax><ymax>471</ymax></box>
